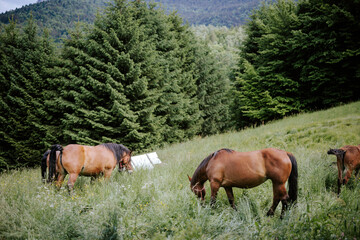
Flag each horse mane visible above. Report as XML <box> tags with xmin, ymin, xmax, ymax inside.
<box><xmin>191</xmin><ymin>148</ymin><xmax>234</xmax><ymax>186</ymax></box>
<box><xmin>101</xmin><ymin>143</ymin><xmax>131</xmax><ymax>163</ymax></box>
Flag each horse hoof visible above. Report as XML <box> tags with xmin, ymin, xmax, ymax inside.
<box><xmin>266</xmin><ymin>210</ymin><xmax>274</xmax><ymax>217</ymax></box>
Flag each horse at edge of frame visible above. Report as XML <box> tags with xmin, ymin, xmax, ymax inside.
<box><xmin>328</xmin><ymin>144</ymin><xmax>360</xmax><ymax>195</ymax></box>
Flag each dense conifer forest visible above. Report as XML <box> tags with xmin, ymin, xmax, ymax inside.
<box><xmin>0</xmin><ymin>0</ymin><xmax>359</xmax><ymax>169</ymax></box>
<box><xmin>232</xmin><ymin>0</ymin><xmax>360</xmax><ymax>128</ymax></box>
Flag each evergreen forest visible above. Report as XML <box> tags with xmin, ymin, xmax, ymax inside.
<box><xmin>0</xmin><ymin>0</ymin><xmax>359</xmax><ymax>170</ymax></box>
<box><xmin>0</xmin><ymin>0</ymin><xmax>266</xmax><ymax>40</ymax></box>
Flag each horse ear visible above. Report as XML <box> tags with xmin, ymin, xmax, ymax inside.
<box><xmin>187</xmin><ymin>174</ymin><xmax>192</xmax><ymax>182</ymax></box>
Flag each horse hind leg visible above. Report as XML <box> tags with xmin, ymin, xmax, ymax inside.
<box><xmin>67</xmin><ymin>173</ymin><xmax>79</xmax><ymax>195</ymax></box>
<box><xmin>224</xmin><ymin>187</ymin><xmax>237</xmax><ymax>210</ymax></box>
<box><xmin>56</xmin><ymin>173</ymin><xmax>66</xmax><ymax>190</ymax></box>
<box><xmin>280</xmin><ymin>198</ymin><xmax>289</xmax><ymax>219</ymax></box>
<box><xmin>267</xmin><ymin>183</ymin><xmax>288</xmax><ymax>218</ymax></box>
<box><xmin>266</xmin><ymin>198</ymin><xmax>280</xmax><ymax>217</ymax></box>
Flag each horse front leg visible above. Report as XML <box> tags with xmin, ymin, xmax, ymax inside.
<box><xmin>337</xmin><ymin>157</ymin><xmax>343</xmax><ymax>195</ymax></box>
<box><xmin>224</xmin><ymin>187</ymin><xmax>237</xmax><ymax>210</ymax></box>
<box><xmin>103</xmin><ymin>169</ymin><xmax>113</xmax><ymax>179</ymax></box>
<box><xmin>90</xmin><ymin>175</ymin><xmax>98</xmax><ymax>184</ymax></box>
<box><xmin>355</xmin><ymin>168</ymin><xmax>360</xmax><ymax>177</ymax></box>
<box><xmin>210</xmin><ymin>180</ymin><xmax>221</xmax><ymax>207</ymax></box>
<box><xmin>343</xmin><ymin>167</ymin><xmax>353</xmax><ymax>185</ymax></box>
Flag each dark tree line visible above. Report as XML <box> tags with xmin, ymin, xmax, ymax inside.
<box><xmin>1</xmin><ymin>0</ymin><xmax>359</xmax><ymax>170</ymax></box>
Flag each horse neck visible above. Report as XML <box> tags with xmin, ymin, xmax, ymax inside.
<box><xmin>191</xmin><ymin>163</ymin><xmax>209</xmax><ymax>187</ymax></box>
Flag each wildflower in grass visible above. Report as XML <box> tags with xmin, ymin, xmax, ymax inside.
<box><xmin>159</xmin><ymin>201</ymin><xmax>167</xmax><ymax>208</ymax></box>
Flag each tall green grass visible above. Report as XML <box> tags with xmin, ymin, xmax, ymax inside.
<box><xmin>1</xmin><ymin>102</ymin><xmax>360</xmax><ymax>239</ymax></box>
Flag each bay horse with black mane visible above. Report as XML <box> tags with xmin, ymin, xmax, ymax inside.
<box><xmin>42</xmin><ymin>143</ymin><xmax>133</xmax><ymax>193</ymax></box>
<box><xmin>188</xmin><ymin>148</ymin><xmax>298</xmax><ymax>218</ymax></box>
<box><xmin>328</xmin><ymin>144</ymin><xmax>360</xmax><ymax>195</ymax></box>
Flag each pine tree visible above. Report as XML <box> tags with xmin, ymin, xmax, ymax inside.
<box><xmin>295</xmin><ymin>0</ymin><xmax>360</xmax><ymax>108</ymax></box>
<box><xmin>59</xmin><ymin>15</ymin><xmax>143</xmax><ymax>148</ymax></box>
<box><xmin>0</xmin><ymin>16</ymin><xmax>55</xmax><ymax>169</ymax></box>
<box><xmin>153</xmin><ymin>12</ymin><xmax>202</xmax><ymax>143</ymax></box>
<box><xmin>57</xmin><ymin>1</ymin><xmax>175</xmax><ymax>149</ymax></box>
<box><xmin>57</xmin><ymin>0</ymin><xmax>207</xmax><ymax>149</ymax></box>
<box><xmin>232</xmin><ymin>0</ymin><xmax>300</xmax><ymax>128</ymax></box>
<box><xmin>195</xmin><ymin>42</ymin><xmax>231</xmax><ymax>135</ymax></box>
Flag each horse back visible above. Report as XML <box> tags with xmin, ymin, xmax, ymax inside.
<box><xmin>207</xmin><ymin>149</ymin><xmax>268</xmax><ymax>188</ymax></box>
<box><xmin>82</xmin><ymin>145</ymin><xmax>117</xmax><ymax>174</ymax></box>
<box><xmin>58</xmin><ymin>144</ymin><xmax>119</xmax><ymax>176</ymax></box>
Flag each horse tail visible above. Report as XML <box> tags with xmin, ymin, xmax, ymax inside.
<box><xmin>41</xmin><ymin>150</ymin><xmax>50</xmax><ymax>182</ymax></box>
<box><xmin>48</xmin><ymin>144</ymin><xmax>63</xmax><ymax>183</ymax></box>
<box><xmin>287</xmin><ymin>153</ymin><xmax>298</xmax><ymax>203</ymax></box>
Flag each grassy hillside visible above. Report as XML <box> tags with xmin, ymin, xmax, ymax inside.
<box><xmin>1</xmin><ymin>102</ymin><xmax>359</xmax><ymax>239</ymax></box>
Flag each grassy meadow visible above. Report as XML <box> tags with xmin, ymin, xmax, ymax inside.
<box><xmin>1</xmin><ymin>102</ymin><xmax>360</xmax><ymax>239</ymax></box>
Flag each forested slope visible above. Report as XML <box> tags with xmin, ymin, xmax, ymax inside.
<box><xmin>0</xmin><ymin>0</ymin><xmax>107</xmax><ymax>41</ymax></box>
<box><xmin>0</xmin><ymin>0</ymin><xmax>265</xmax><ymax>41</ymax></box>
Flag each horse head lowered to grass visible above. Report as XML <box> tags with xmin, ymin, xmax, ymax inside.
<box><xmin>42</xmin><ymin>143</ymin><xmax>133</xmax><ymax>193</ymax></box>
<box><xmin>188</xmin><ymin>148</ymin><xmax>298</xmax><ymax>218</ymax></box>
<box><xmin>328</xmin><ymin>144</ymin><xmax>360</xmax><ymax>195</ymax></box>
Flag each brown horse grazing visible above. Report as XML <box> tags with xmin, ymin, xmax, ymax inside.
<box><xmin>188</xmin><ymin>148</ymin><xmax>298</xmax><ymax>218</ymax></box>
<box><xmin>328</xmin><ymin>145</ymin><xmax>360</xmax><ymax>195</ymax></box>
<box><xmin>44</xmin><ymin>143</ymin><xmax>133</xmax><ymax>193</ymax></box>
